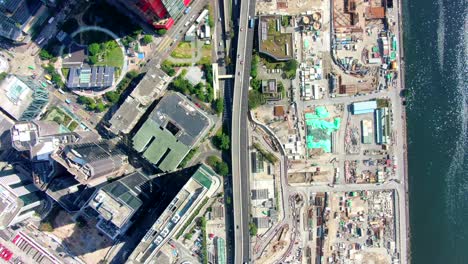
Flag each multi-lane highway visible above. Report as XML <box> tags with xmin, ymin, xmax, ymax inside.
<box><xmin>231</xmin><ymin>0</ymin><xmax>256</xmax><ymax>262</ymax></box>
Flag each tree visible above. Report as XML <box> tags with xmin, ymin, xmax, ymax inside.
<box><xmin>248</xmin><ymin>90</ymin><xmax>265</xmax><ymax>109</ymax></box>
<box><xmin>283</xmin><ymin>59</ymin><xmax>298</xmax><ymax>79</ymax></box>
<box><xmin>141</xmin><ymin>35</ymin><xmax>153</xmax><ymax>45</ymax></box>
<box><xmin>39</xmin><ymin>49</ymin><xmax>53</xmax><ymax>60</ymax></box>
<box><xmin>161</xmin><ymin>61</ymin><xmax>176</xmax><ymax>76</ymax></box>
<box><xmin>249</xmin><ymin>222</ymin><xmax>258</xmax><ymax>236</ymax></box>
<box><xmin>157</xmin><ymin>29</ymin><xmax>167</xmax><ymax>36</ymax></box>
<box><xmin>126</xmin><ymin>70</ymin><xmax>139</xmax><ymax>79</ymax></box>
<box><xmin>88</xmin><ymin>55</ymin><xmax>98</xmax><ymax>65</ymax></box>
<box><xmin>87</xmin><ymin>102</ymin><xmax>97</xmax><ymax>111</ymax></box>
<box><xmin>88</xmin><ymin>43</ymin><xmax>100</xmax><ymax>55</ymax></box>
<box><xmin>213</xmin><ymin>98</ymin><xmax>224</xmax><ymax>115</ymax></box>
<box><xmin>77</xmin><ymin>96</ymin><xmax>94</xmax><ymax>105</ymax></box>
<box><xmin>0</xmin><ymin>72</ymin><xmax>7</xmax><ymax>81</ymax></box>
<box><xmin>184</xmin><ymin>233</ymin><xmax>193</xmax><ymax>240</ymax></box>
<box><xmin>105</xmin><ymin>91</ymin><xmax>120</xmax><ymax>104</ymax></box>
<box><xmin>95</xmin><ymin>101</ymin><xmax>106</xmax><ymax>112</ymax></box>
<box><xmin>215</xmin><ymin>161</ymin><xmax>229</xmax><ymax>176</ymax></box>
<box><xmin>39</xmin><ymin>222</ymin><xmax>54</xmax><ymax>232</ymax></box>
<box><xmin>250</xmin><ymin>54</ymin><xmax>259</xmax><ymax>78</ymax></box>
<box><xmin>213</xmin><ymin>133</ymin><xmax>230</xmax><ymax>150</ymax></box>
<box><xmin>206</xmin><ymin>155</ymin><xmax>221</xmax><ymax>168</ymax></box>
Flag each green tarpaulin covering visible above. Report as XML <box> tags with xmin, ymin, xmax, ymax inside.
<box><xmin>305</xmin><ymin>107</ymin><xmax>341</xmax><ymax>153</ymax></box>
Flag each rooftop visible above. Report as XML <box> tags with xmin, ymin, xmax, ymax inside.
<box><xmin>129</xmin><ymin>164</ymin><xmax>215</xmax><ymax>263</ymax></box>
<box><xmin>88</xmin><ymin>171</ymin><xmax>151</xmax><ymax>238</ymax></box>
<box><xmin>0</xmin><ymin>168</ymin><xmax>40</xmax><ymax>229</ymax></box>
<box><xmin>53</xmin><ymin>141</ymin><xmax>128</xmax><ymax>186</ymax></box>
<box><xmin>0</xmin><ymin>75</ymin><xmax>49</xmax><ymax>121</ymax></box>
<box><xmin>132</xmin><ymin>92</ymin><xmax>211</xmax><ymax>172</ymax></box>
<box><xmin>66</xmin><ymin>66</ymin><xmax>115</xmax><ymax>89</ymax></box>
<box><xmin>108</xmin><ymin>68</ymin><xmax>169</xmax><ymax>135</ymax></box>
<box><xmin>258</xmin><ymin>15</ymin><xmax>293</xmax><ymax>61</ymax></box>
<box><xmin>0</xmin><ymin>0</ymin><xmax>44</xmax><ymax>41</ymax></box>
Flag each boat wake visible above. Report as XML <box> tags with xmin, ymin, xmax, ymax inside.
<box><xmin>444</xmin><ymin>6</ymin><xmax>468</xmax><ymax>238</ymax></box>
<box><xmin>437</xmin><ymin>0</ymin><xmax>445</xmax><ymax>70</ymax></box>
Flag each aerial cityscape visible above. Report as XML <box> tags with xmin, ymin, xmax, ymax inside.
<box><xmin>0</xmin><ymin>0</ymin><xmax>465</xmax><ymax>264</ymax></box>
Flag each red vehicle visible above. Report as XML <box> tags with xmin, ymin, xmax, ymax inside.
<box><xmin>0</xmin><ymin>243</ymin><xmax>13</xmax><ymax>261</ymax></box>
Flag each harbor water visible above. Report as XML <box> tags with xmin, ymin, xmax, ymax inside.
<box><xmin>403</xmin><ymin>0</ymin><xmax>468</xmax><ymax>263</ymax></box>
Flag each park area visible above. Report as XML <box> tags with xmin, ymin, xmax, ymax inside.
<box><xmin>43</xmin><ymin>106</ymin><xmax>80</xmax><ymax>131</ymax></box>
<box><xmin>171</xmin><ymin>42</ymin><xmax>193</xmax><ymax>59</ymax></box>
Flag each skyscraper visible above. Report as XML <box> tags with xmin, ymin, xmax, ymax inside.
<box><xmin>115</xmin><ymin>0</ymin><xmax>191</xmax><ymax>30</ymax></box>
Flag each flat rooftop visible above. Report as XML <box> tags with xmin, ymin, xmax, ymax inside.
<box><xmin>132</xmin><ymin>92</ymin><xmax>211</xmax><ymax>172</ymax></box>
<box><xmin>258</xmin><ymin>15</ymin><xmax>294</xmax><ymax>61</ymax></box>
<box><xmin>67</xmin><ymin>66</ymin><xmax>115</xmax><ymax>89</ymax></box>
<box><xmin>89</xmin><ymin>171</ymin><xmax>151</xmax><ymax>231</ymax></box>
<box><xmin>108</xmin><ymin>68</ymin><xmax>169</xmax><ymax>135</ymax></box>
<box><xmin>0</xmin><ymin>75</ymin><xmax>34</xmax><ymax>120</ymax></box>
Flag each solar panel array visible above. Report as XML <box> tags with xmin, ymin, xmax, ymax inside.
<box><xmin>67</xmin><ymin>66</ymin><xmax>115</xmax><ymax>89</ymax></box>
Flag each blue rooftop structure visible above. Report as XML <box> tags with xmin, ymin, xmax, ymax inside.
<box><xmin>351</xmin><ymin>101</ymin><xmax>377</xmax><ymax>115</ymax></box>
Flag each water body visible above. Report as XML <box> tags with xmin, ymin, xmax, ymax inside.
<box><xmin>404</xmin><ymin>0</ymin><xmax>468</xmax><ymax>263</ymax></box>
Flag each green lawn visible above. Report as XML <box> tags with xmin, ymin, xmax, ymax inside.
<box><xmin>95</xmin><ymin>43</ymin><xmax>124</xmax><ymax>68</ymax></box>
<box><xmin>171</xmin><ymin>42</ymin><xmax>192</xmax><ymax>59</ymax></box>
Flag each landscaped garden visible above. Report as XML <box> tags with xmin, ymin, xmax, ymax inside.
<box><xmin>43</xmin><ymin>106</ymin><xmax>80</xmax><ymax>132</ymax></box>
<box><xmin>87</xmin><ymin>40</ymin><xmax>124</xmax><ymax>68</ymax></box>
<box><xmin>171</xmin><ymin>42</ymin><xmax>193</xmax><ymax>59</ymax></box>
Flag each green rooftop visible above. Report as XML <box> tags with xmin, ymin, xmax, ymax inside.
<box><xmin>192</xmin><ymin>164</ymin><xmax>215</xmax><ymax>189</ymax></box>
<box><xmin>132</xmin><ymin>119</ymin><xmax>190</xmax><ymax>172</ymax></box>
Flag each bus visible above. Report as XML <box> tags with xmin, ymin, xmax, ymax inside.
<box><xmin>249</xmin><ymin>18</ymin><xmax>255</xmax><ymax>29</ymax></box>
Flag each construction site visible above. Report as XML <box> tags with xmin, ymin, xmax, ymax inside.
<box><xmin>330</xmin><ymin>0</ymin><xmax>399</xmax><ymax>95</ymax></box>
<box><xmin>287</xmin><ymin>104</ymin><xmax>345</xmax><ymax>185</ymax></box>
<box><xmin>343</xmin><ymin>100</ymin><xmax>396</xmax><ymax>184</ymax></box>
<box><xmin>320</xmin><ymin>190</ymin><xmax>398</xmax><ymax>264</ymax></box>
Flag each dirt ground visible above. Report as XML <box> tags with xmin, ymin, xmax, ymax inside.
<box><xmin>257</xmin><ymin>0</ymin><xmax>322</xmax><ymax>15</ymax></box>
<box><xmin>50</xmin><ymin>211</ymin><xmax>113</xmax><ymax>264</ymax></box>
<box><xmin>356</xmin><ymin>249</ymin><xmax>392</xmax><ymax>264</ymax></box>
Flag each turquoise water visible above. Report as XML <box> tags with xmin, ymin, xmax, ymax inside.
<box><xmin>404</xmin><ymin>0</ymin><xmax>468</xmax><ymax>263</ymax></box>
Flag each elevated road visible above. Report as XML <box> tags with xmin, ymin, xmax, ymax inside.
<box><xmin>231</xmin><ymin>0</ymin><xmax>255</xmax><ymax>262</ymax></box>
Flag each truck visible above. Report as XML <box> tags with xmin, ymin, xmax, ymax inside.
<box><xmin>249</xmin><ymin>18</ymin><xmax>255</xmax><ymax>29</ymax></box>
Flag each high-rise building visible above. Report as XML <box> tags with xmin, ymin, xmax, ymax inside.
<box><xmin>0</xmin><ymin>75</ymin><xmax>49</xmax><ymax>122</ymax></box>
<box><xmin>82</xmin><ymin>171</ymin><xmax>153</xmax><ymax>239</ymax></box>
<box><xmin>115</xmin><ymin>0</ymin><xmax>191</xmax><ymax>30</ymax></box>
<box><xmin>10</xmin><ymin>121</ymin><xmax>97</xmax><ymax>187</ymax></box>
<box><xmin>0</xmin><ymin>0</ymin><xmax>50</xmax><ymax>42</ymax></box>
<box><xmin>0</xmin><ymin>167</ymin><xmax>42</xmax><ymax>229</ymax></box>
<box><xmin>52</xmin><ymin>141</ymin><xmax>129</xmax><ymax>187</ymax></box>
